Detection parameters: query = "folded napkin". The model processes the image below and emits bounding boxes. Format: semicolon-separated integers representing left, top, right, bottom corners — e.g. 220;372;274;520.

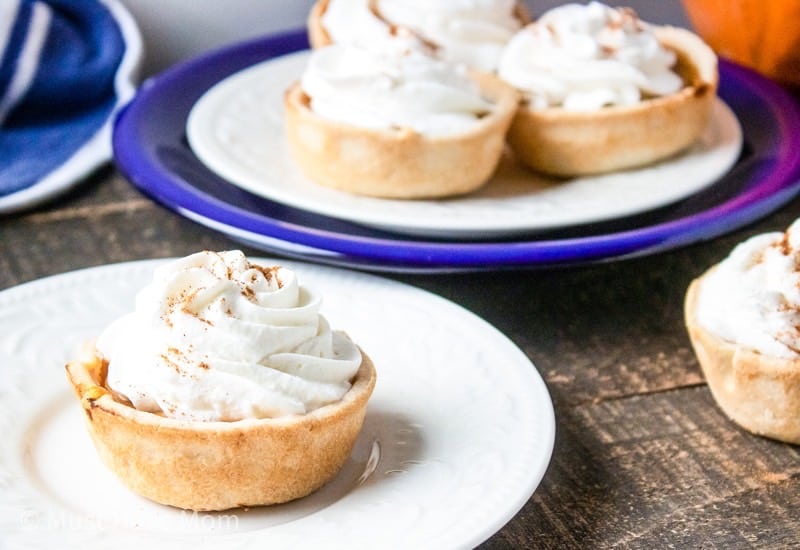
0;0;140;211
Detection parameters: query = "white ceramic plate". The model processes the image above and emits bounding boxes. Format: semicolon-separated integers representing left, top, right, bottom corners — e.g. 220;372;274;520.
187;50;743;239
0;259;555;549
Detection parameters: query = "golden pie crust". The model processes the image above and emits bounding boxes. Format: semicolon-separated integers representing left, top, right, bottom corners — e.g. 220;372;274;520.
283;72;519;199
506;26;719;177
65;344;377;511
685;271;800;444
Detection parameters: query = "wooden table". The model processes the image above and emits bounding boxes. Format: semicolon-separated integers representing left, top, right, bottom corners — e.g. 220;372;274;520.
4;154;800;548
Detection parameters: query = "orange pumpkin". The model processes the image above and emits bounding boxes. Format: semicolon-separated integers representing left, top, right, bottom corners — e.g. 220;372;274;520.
681;0;800;88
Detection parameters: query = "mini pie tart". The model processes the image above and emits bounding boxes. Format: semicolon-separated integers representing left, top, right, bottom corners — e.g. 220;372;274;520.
283;71;519;199
685;270;800;444
506;26;719;177
65;344;377;511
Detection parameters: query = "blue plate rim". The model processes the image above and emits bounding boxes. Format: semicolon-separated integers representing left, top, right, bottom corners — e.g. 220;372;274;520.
112;28;800;271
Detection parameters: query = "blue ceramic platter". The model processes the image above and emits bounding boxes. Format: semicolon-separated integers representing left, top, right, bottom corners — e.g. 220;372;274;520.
113;29;800;273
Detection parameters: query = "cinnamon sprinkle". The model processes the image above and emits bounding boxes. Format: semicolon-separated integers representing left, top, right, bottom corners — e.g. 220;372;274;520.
253;264;282;286
366;0;439;54
754;231;793;266
178;287;214;326
160;350;184;374
777;231;792;256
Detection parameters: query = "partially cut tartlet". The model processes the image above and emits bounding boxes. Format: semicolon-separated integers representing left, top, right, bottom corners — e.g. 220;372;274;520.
498;2;719;177
65;251;376;511
685;223;800;444
284;41;519;199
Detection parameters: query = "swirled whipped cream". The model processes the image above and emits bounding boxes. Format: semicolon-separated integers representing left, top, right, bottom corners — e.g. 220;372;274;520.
320;0;523;72
300;42;493;137
497;1;683;111
96;251;362;421
695;221;800;359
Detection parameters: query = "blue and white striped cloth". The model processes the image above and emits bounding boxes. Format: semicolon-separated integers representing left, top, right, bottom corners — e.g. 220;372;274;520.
0;0;140;209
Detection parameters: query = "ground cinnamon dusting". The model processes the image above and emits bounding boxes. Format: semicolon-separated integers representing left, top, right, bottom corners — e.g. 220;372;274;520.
778;231;792;256
784;342;800;355
253;264;282;286
755;233;792;265
178;287;214;326
365;0;438;53
161;349;184;373
242;286;256;301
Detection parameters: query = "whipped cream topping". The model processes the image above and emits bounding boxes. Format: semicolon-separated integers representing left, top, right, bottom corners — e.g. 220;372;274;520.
497;1;683;111
320;0;523;72
300;42;493;137
97;251;362;421
695;221;800;359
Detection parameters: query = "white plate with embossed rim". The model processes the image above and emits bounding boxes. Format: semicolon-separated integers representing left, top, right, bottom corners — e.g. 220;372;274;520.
186;49;743;239
0;259;554;550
